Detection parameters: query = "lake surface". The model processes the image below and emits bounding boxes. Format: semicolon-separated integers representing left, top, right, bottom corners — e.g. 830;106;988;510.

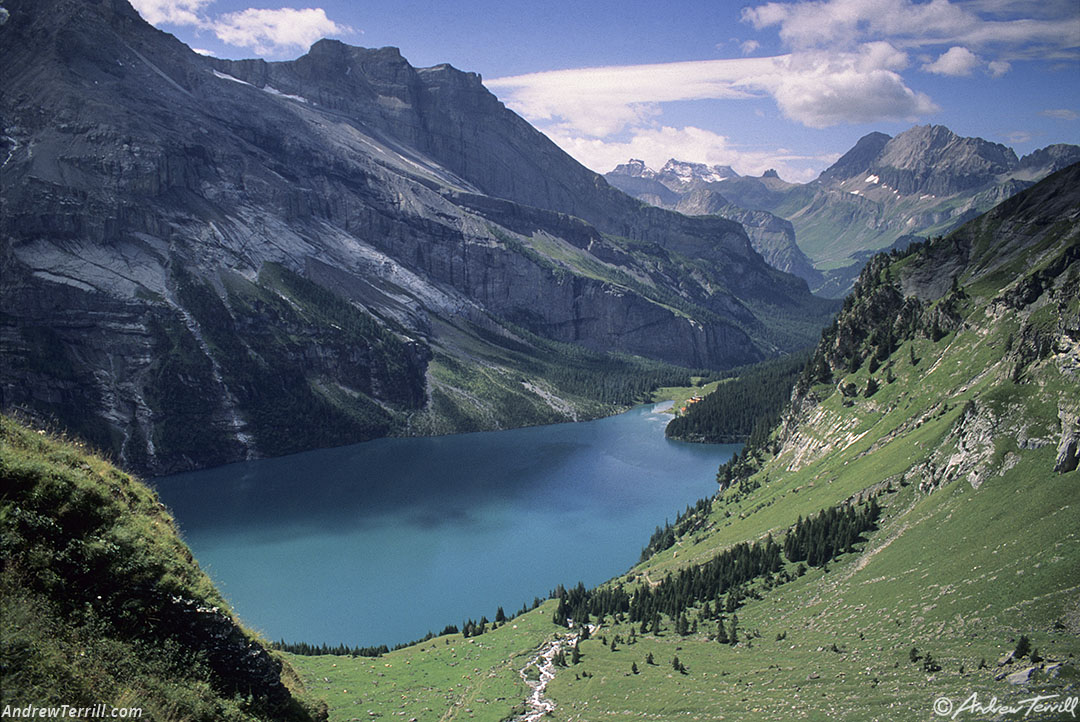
153;404;737;648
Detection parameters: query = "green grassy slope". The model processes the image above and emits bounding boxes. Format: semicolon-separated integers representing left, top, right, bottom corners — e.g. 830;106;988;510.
0;417;325;721
289;165;1080;722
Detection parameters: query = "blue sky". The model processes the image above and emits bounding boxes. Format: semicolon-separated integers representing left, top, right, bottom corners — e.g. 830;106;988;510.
132;0;1080;182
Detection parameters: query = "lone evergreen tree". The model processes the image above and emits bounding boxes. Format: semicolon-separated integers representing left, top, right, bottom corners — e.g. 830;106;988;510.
1014;635;1032;659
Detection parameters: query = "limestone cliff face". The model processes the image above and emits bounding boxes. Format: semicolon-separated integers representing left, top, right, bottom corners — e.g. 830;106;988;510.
0;0;835;473
831;125;1020;197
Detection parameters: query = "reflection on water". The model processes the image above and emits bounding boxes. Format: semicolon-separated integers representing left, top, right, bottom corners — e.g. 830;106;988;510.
154;405;737;647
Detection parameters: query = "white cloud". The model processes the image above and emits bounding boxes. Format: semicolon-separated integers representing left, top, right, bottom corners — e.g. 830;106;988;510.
210;7;351;56
765;53;938;127
741;39;761;55
742;0;1078;53
741;0;1080;76
922;46;981;75
129;0;213;26
1042;108;1079;120
488;58;771;137
489;44;935;135
191;47;215;56
128;1;353;57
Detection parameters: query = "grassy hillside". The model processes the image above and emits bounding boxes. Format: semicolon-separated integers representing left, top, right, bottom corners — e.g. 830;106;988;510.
287;166;1080;721
0;416;325;721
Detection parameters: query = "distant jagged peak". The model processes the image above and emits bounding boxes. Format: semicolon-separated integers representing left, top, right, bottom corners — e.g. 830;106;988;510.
820;124;1023;196
610;159;656;178
659;159;740;184
608;158;740;185
817;131;891;185
879;124;1018;172
1019;143;1080;173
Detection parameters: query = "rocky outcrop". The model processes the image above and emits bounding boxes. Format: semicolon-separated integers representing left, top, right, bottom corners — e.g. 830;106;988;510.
1055;408;1079;473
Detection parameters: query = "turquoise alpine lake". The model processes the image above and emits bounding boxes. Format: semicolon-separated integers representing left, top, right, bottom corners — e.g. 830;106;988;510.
153;404;737;648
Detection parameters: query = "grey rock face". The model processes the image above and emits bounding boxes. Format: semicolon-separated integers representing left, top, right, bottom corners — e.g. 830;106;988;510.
817;132;891;185
871;125;1019;196
1055;409;1079;473
1;0;834;473
1020;144;1080;173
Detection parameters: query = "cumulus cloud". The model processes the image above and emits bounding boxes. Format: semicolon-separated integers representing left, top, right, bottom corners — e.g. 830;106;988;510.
211;7;351;55
922;46;981;75
129;0;213;26
741;39;761;55
765;54;938;127
490;44;935;135
987;59;1011;76
128;0;353;57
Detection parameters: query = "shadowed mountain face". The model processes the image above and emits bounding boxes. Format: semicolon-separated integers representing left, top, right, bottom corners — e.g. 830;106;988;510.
0;0;835;474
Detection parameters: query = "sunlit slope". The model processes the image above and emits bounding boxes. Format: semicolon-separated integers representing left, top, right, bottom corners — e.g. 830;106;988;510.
287;165;1079;720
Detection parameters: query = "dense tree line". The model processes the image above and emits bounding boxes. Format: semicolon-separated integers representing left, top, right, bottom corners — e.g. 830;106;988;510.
554;499;882;635
783;499;881;567
271;640;389;657
553;582;631;628
666;352;810;443
629;537;782;624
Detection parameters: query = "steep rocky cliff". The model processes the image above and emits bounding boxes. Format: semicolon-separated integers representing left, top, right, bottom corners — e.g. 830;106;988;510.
0;0;835;474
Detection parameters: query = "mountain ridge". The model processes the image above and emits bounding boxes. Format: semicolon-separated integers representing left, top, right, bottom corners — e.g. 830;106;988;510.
606;126;1080;297
0;0;835;475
